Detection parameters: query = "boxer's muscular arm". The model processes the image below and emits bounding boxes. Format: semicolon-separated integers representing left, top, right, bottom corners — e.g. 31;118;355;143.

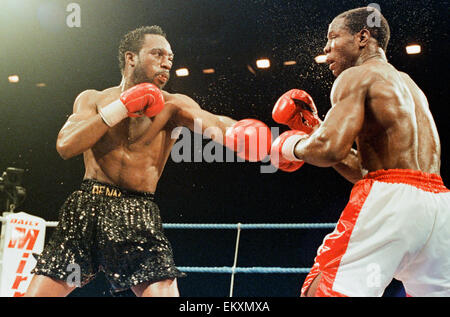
56;90;109;159
164;92;237;145
313;109;364;183
293;68;367;167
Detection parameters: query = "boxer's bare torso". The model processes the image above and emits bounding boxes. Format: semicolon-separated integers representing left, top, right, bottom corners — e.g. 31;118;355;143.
57;87;235;193
55;32;236;193
82;87;177;192
332;59;441;175
295;15;442;182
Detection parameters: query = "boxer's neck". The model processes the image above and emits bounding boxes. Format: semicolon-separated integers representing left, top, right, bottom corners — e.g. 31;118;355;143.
119;76;135;92
355;47;387;67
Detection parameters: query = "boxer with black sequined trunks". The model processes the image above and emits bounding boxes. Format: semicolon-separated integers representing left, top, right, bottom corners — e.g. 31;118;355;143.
32;179;184;291
25;26;272;297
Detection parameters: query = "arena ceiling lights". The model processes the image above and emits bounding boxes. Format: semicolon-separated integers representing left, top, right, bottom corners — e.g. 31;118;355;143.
283;60;297;66
175;68;189;77
8;75;19;83
256;58;271;69
314;55;327;64
406;44;421;55
10;45;424;84
202;68;215;74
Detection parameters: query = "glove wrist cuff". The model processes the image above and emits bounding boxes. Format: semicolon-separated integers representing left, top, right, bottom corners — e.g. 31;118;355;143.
281;135;305;161
99;99;128;127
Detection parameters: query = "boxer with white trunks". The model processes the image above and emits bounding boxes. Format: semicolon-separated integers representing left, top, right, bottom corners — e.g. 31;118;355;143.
271;7;450;296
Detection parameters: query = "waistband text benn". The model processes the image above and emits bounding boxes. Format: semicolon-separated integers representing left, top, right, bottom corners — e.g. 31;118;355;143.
92;185;122;197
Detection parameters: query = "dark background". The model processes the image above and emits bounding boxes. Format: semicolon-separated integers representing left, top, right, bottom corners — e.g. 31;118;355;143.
0;0;448;297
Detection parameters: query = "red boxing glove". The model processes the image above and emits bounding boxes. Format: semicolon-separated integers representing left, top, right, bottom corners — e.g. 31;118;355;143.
270;130;308;172
121;83;164;118
225;119;272;162
143;85;165;118
272;89;320;133
99;83;164;127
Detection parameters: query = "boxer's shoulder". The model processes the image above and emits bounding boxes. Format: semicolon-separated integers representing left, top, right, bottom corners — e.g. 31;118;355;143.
331;65;375;103
72;86;122;114
162;91;200;108
340;64;381;86
75;86;118;105
97;86;122;102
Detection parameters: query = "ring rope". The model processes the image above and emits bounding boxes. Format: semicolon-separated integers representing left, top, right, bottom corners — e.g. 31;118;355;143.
163;223;336;229
159;222;336;287
178;266;311;274
0;218;336;230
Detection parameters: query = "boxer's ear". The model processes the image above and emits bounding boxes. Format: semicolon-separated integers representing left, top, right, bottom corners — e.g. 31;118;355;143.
125;51;137;68
357;29;371;48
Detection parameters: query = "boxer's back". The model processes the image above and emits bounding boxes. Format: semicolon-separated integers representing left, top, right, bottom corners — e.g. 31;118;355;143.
356;60;441;175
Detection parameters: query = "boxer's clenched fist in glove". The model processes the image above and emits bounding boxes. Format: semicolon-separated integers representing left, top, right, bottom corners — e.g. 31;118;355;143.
225;119;272;162
99;83;164;127
272;89;320;133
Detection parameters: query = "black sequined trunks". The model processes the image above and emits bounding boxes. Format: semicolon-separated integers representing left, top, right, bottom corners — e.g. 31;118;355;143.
32;179;185;290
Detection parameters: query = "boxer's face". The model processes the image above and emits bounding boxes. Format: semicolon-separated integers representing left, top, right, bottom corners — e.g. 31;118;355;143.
324;17;360;77
131;34;173;89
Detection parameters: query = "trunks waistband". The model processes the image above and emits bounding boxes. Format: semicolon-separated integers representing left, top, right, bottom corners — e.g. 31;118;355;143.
363;169;449;193
80;179;155;199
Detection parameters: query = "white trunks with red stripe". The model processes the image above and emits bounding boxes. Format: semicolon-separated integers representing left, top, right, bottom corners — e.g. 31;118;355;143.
301;169;450;297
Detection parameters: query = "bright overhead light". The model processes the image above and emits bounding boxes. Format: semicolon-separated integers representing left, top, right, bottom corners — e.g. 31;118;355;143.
406;44;421;55
202;68;215;74
256;58;270;69
176;68;189;77
36;83;46;87
314;55;327;64
283;60;297;66
8;75;19;83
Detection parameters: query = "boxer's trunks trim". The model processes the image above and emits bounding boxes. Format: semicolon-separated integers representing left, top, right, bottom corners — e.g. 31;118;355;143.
364;168;448;193
301;177;372;297
81;179;156;199
32;179;185;291
301;169;449;297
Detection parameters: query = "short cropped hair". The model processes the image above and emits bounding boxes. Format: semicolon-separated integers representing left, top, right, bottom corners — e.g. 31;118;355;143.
118;25;167;73
336;7;390;52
